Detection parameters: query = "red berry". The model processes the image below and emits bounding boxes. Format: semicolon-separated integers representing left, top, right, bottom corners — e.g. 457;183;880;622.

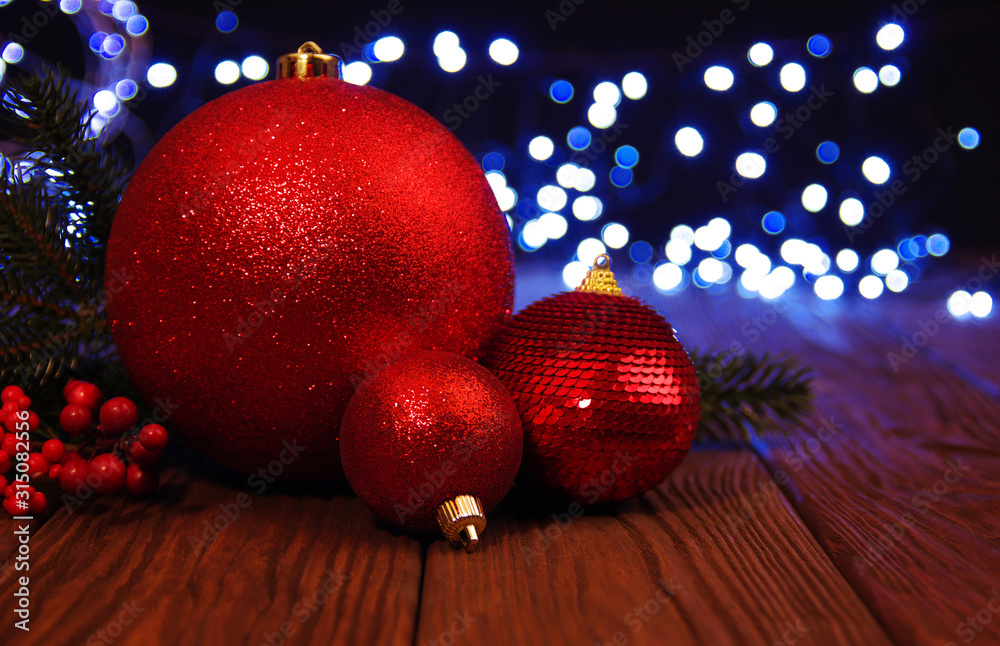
0;434;16;457
90;453;127;495
0;475;5;490
60;404;93;437
2;484;13;498
58;459;94;495
26;453;49;479
2;496;21;516
48;464;62;480
0;402;18;416
125;464;159;498
0;449;11;473
62;379;81;401
99;397;138;436
128;441;161;467
42;439;65;463
15;395;30;410
0;386;23;404
28;492;47;514
66;382;103;412
139;424;168;452
3;483;32;498
24;410;39;432
2;414;22;433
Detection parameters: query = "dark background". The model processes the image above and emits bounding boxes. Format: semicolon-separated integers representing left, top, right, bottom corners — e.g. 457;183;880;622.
4;0;997;262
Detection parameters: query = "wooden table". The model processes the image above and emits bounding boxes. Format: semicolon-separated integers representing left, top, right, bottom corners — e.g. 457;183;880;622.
2;260;998;646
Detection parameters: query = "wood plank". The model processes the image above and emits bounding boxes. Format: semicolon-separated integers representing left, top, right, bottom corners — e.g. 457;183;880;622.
0;463;423;646
647;285;1000;646
417;449;890;646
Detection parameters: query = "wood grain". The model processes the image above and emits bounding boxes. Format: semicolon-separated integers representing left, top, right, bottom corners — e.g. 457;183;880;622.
417;449;890;646
648;285;1000;646
0;465;423;646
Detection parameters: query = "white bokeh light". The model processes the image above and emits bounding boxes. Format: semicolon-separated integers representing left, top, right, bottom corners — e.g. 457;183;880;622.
862;156;891;184
539;212;568;239
698;258;724;283
556;163;579;188
577;238;607;266
343;61;372;85
537;185;568;212
876;23;905;50
522;220;547;249
593;81;622;106
853;67;878;94
836;249;860;272
947;291;972;317
438;48;467;73
241;55;269;80
675;127;704;157
528;136;554;161
214;60;240;84
704;66;734;91
871;249;900;275
971;292;993;318
573;168;596;192
587;103;617;129
563;262;589;289
602;223;629;249
433;31;460;57
572;195;603;221
839;198;865;226
488;38;518;65
879;65;901;86
622;72;647;99
750;102;777;127
780;63;806;92
373;36;405;62
859;275;884;299
146;63;177;88
801;184;828;212
748;43;774;66
653;263;683;291
814;275;844;300
735;153;766;179
886;269;909;292
665;239;693;265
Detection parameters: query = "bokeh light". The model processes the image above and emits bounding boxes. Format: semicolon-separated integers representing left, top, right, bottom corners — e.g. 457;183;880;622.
927;233;950;256
567;127;591;150
885;269;909;292
572;195;603;221
750;101;777;127
801;184;828;212
836;249;860;272
125;15;148;36
2;43;24;64
970;292;993;318
947;291;972;317
615;145;639;168
735;152;766;179
241;56;268;81
675;127;704;157
853;67;878;93
816;141;840;164
593;81;622;106
748;43;773;66
876;23;905;50
807;34;832;57
862;156;891;184
215;11;238;33
704;66;734;91
577;238;607;266
373;36;405;62
622;72;647;99
214;60;240;85
859;275;884;299
958;127;981;150
780;63;806;92
653;263;683;291
587;103;616;129
549;80;574;103
879;65;901;86
602;223;629;249
815;275;844;300
343;61;372;85
871;249;900;275
60;0;82;13
433;31;459;57
438;48;466;72
537;185;568;212
839;198;864;226
528;136;554;161
146;63;177;88
114;79;138;100
489;38;519;65
762;211;786;234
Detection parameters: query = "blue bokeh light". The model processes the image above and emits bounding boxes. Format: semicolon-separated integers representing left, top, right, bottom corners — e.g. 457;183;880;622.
958;127;981;150
59;0;82;14
927;233;950;256
816;141;840;164
89;32;107;53
1;43;23;64
216;11;238;33
762;211;786;234
629;241;653;264
112;0;137;20
126;15;149;36
615;145;639;168
101;34;125;58
807;34;832;57
114;79;138;100
549;80;574;104
911;235;928;257
897;238;918;261
481;152;504;171
567;126;591;150
610;166;633;188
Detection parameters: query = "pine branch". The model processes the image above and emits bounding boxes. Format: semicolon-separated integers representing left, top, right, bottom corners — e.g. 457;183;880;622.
0;66;131;392
691;348;813;443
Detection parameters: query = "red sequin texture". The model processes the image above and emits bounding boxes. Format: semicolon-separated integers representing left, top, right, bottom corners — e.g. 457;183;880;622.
482;291;700;503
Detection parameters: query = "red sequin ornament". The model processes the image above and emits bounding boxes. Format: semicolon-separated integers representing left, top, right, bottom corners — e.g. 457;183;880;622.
105;44;514;480
482;255;700;503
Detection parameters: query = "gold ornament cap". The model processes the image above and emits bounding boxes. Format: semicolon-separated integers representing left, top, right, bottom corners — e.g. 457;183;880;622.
575;254;624;296
277;42;342;80
436;495;487;553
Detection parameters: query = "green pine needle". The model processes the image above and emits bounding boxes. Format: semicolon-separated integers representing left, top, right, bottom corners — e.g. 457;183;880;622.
1;66;131;394
690;348;814;443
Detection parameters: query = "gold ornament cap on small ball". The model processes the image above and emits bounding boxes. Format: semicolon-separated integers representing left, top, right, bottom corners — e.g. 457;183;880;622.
277;42;342;80
437;495;487;553
576;254;624;296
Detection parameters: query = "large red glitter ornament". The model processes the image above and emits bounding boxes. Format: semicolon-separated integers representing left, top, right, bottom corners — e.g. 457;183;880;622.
339;351;522;550
482;255;700;503
105;44;514;480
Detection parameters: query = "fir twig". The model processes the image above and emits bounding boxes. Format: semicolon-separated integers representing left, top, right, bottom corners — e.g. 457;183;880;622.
0;66;131;394
691;349;813;443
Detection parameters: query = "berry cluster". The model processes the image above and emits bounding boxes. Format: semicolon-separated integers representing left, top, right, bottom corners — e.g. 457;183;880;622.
0;381;166;517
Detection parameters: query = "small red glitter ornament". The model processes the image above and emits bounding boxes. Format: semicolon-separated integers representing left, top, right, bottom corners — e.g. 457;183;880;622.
105;43;514;480
339;351;522;551
482;255;700;504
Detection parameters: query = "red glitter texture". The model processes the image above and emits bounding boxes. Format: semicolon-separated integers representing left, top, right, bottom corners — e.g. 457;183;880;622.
339;351;522;532
106;78;514;480
482;291;700;503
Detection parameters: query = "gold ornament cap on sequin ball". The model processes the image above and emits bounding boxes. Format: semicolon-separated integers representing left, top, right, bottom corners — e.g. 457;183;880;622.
277;41;342;80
